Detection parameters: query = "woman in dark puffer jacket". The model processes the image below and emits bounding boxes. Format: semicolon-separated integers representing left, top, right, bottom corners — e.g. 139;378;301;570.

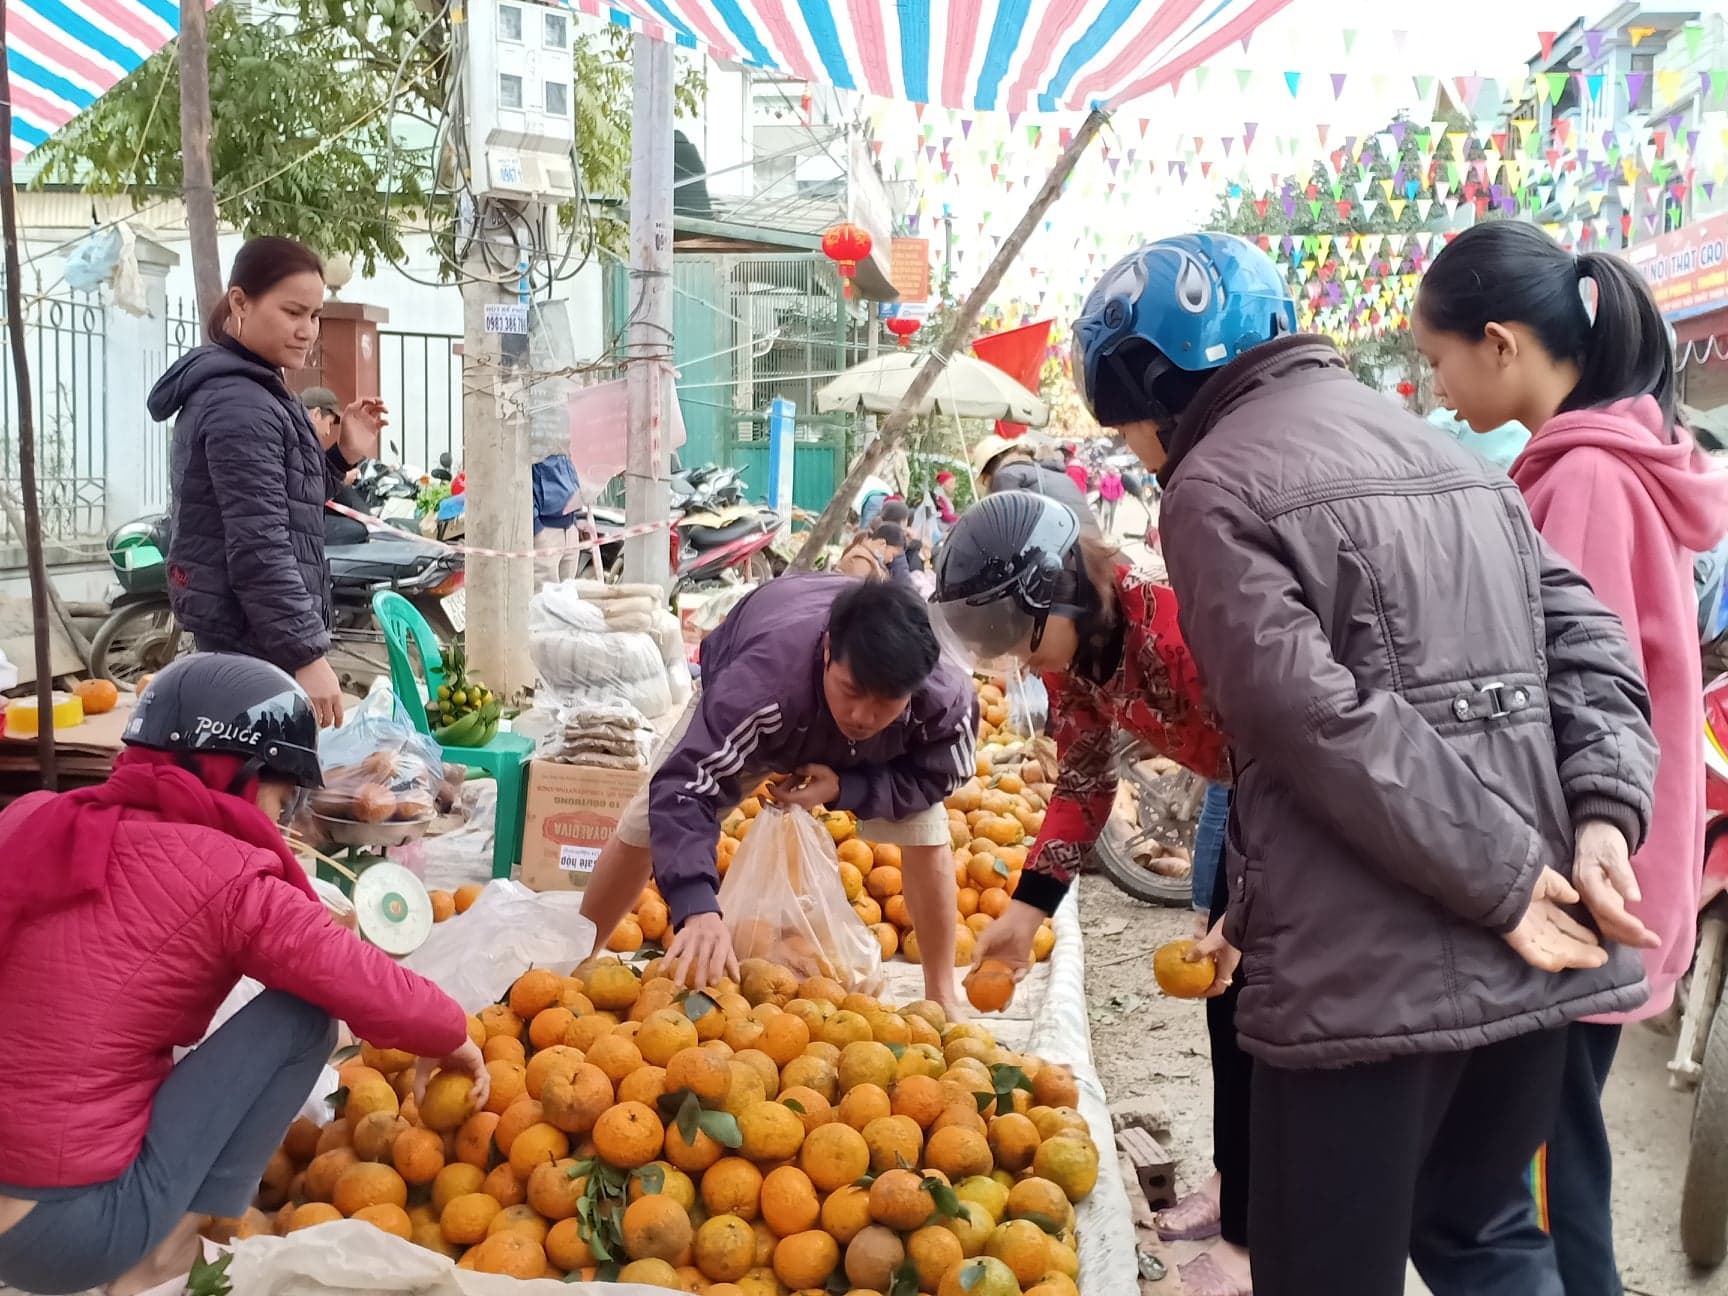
147;237;385;727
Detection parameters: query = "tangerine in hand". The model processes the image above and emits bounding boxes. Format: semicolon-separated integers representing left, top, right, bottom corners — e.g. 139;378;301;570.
964;959;1017;1013
1152;940;1215;999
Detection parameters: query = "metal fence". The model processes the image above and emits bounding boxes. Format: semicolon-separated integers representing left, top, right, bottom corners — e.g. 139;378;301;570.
0;290;108;548
379;329;461;471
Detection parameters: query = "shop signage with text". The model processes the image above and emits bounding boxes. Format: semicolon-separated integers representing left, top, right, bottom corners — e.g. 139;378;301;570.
1627;214;1728;320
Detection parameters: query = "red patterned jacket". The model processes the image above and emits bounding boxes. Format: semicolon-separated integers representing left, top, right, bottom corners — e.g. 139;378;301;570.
1015;566;1227;915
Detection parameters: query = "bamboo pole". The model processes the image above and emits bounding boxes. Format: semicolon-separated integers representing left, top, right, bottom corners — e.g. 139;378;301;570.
792;108;1108;568
0;13;58;788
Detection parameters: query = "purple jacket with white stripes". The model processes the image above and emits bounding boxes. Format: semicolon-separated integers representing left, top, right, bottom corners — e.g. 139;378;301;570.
649;573;977;930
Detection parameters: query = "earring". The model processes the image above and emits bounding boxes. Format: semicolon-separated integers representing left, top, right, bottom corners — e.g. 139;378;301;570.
235;314;246;340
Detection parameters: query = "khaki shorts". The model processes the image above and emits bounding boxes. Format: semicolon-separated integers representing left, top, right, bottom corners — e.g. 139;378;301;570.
614;692;951;850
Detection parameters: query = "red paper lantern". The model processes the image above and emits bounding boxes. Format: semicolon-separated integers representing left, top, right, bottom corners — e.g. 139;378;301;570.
885;316;921;346
822;221;873;298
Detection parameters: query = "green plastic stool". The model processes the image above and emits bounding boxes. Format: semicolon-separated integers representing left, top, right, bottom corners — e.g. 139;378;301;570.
372;590;533;878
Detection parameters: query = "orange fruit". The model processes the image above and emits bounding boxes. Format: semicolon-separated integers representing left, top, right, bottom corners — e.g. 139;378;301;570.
351;1202;412;1239
493;1099;547;1155
545;1217;594;1271
470;1229;548;1278
486;1203;550;1245
304;1148;359;1202
527;1007;576;1052
432;1162;486;1214
666;1045;732;1103
1031;1064;1080;1110
987;1113;1042;1174
739;1100;806;1162
333;1162;408;1216
820;1183;874;1246
429;891;456;923
618;1258;682;1286
758;1013;812;1068
622;1192;694;1263
593;1101;665;1169
392;1127;446;1186
760;1165;821;1237
799;1123;870;1193
543;1063;614;1137
527;1159;584;1221
838;1083;892;1131
608;916;645;953
694;1213;756;1283
483;1062;527;1116
454;883;485;913
482;1035;526;1067
285;1202;342;1233
638;1008;700;1067
871;842;902;870
1153;939;1216;999
927;1126;994;1181
1006;1176;1070;1225
618;1065;668;1108
701;1156;764;1220
772;1229;840;1290
509;968;564;1019
507;1122;571;1179
965;960;1017;1013
587;963;642;1013
441;1191;503;1245
75;678;119;714
869;1167;935;1231
477;1004;525;1043
525;1045;585;1101
1033;1133;1100;1202
907;1225;965;1289
778;1086;834;1134
836;839;874;871
863;1114;923;1173
453;1112;500;1169
481;1163;527;1208
865;866;903;901
985;1218;1051;1285
843;1224;905;1290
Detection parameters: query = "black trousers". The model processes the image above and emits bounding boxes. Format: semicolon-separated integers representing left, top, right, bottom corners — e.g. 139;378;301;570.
1249;1027;1570;1296
1207;861;1252;1248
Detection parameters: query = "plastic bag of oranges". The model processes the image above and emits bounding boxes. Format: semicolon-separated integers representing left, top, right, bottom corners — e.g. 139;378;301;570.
718;805;884;994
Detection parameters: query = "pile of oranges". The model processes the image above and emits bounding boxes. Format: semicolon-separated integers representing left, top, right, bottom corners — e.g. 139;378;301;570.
236;957;1101;1294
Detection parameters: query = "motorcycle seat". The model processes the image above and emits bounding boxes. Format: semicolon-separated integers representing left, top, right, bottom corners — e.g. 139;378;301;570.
684;516;765;548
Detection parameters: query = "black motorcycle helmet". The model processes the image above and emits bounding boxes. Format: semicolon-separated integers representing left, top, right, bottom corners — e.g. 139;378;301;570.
125;653;323;790
931;491;1081;664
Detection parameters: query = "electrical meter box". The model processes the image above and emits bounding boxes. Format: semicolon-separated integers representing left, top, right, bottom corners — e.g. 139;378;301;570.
463;0;578;200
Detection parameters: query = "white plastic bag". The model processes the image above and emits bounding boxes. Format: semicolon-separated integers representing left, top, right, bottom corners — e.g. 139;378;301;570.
228;1220;670;1294
718;806;883;993
400;880;594;1013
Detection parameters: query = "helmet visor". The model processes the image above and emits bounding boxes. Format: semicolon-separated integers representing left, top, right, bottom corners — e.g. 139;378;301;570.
1070;331;1095;422
929;594;1038;676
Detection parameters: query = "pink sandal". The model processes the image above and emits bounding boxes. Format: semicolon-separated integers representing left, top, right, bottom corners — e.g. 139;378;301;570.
1178;1252;1253;1296
1155;1188;1222;1242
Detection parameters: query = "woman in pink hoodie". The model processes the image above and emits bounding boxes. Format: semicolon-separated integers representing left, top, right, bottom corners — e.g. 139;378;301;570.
1416;220;1728;1295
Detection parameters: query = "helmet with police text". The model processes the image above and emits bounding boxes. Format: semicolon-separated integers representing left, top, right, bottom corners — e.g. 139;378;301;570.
930;491;1080;666
1071;232;1297;427
125;653;323;788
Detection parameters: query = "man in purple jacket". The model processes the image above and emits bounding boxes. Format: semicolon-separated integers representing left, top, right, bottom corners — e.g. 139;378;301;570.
580;575;978;1012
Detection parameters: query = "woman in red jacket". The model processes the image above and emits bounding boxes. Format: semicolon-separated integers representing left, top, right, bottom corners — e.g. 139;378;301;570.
0;654;488;1296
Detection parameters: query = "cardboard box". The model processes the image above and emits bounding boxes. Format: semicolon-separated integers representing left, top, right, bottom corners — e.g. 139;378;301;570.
519;759;647;893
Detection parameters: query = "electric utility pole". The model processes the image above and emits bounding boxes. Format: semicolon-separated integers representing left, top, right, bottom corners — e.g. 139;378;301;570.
622;32;675;588
451;0;578;693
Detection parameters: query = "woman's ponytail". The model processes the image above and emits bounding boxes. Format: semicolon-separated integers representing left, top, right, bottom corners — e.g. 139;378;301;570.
1419;222;1677;434
1572;251;1677;433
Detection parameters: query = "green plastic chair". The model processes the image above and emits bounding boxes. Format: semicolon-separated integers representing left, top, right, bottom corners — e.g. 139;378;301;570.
372;590;533;878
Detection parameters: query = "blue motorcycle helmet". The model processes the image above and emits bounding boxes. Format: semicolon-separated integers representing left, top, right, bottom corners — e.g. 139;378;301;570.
1072;233;1297;432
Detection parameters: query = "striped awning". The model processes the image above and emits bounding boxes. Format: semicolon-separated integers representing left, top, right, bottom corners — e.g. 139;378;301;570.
7;0;1293;163
576;0;1293;111
7;0;177;163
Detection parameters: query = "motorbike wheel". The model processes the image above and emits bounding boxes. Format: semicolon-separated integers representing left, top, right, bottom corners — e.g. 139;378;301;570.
90;603;191;684
1091;820;1196;907
1683;983;1728;1266
747;550;775;583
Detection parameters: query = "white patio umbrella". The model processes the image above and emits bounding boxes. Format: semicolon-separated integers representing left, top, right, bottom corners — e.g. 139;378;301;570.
817;350;1049;426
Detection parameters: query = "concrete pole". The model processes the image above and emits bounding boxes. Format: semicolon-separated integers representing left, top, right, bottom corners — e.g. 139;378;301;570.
623;32;675;589
460;207;536;693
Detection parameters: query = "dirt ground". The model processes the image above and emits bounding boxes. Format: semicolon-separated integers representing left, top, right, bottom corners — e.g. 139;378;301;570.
1080;880;1723;1296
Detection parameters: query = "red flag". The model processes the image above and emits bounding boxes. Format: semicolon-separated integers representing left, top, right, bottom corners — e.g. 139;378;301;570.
972;319;1054;440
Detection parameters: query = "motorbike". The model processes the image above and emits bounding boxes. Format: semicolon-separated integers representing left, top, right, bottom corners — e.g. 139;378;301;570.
670;463;782;591
1676;673;1728;1265
89;506;465;688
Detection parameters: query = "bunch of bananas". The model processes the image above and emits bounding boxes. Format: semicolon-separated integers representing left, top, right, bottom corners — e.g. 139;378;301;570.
431;645;501;747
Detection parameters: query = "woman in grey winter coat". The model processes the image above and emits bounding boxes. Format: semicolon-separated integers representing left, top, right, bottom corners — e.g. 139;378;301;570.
148;238;385;727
